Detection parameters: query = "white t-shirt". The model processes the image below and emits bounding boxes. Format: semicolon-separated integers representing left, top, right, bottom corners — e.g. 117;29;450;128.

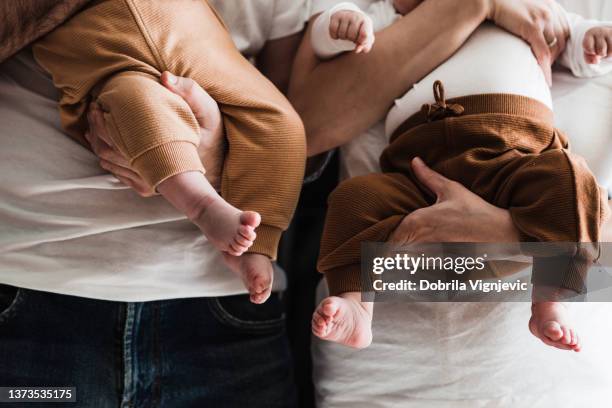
0;0;308;301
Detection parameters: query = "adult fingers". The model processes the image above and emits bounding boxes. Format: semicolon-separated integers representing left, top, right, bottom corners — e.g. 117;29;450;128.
99;159;141;184
113;173;156;198
527;24;553;86
84;130;130;168
411;157;454;202
99;159;156;197
87;102;116;149
520;3;555;86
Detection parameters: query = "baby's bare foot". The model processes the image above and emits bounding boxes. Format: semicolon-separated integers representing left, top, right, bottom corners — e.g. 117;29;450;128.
194;196;260;256
529;301;581;352
156;172;259;256
312;293;373;348
223;253;273;304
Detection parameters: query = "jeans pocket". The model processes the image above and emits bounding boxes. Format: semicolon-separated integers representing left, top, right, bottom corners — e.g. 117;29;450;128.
0;284;22;325
208;293;286;334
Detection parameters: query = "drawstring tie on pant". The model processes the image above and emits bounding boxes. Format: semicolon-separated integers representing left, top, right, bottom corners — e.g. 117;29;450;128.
421;80;464;122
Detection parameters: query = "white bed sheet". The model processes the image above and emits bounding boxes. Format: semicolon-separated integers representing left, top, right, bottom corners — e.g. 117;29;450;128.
312;1;612;407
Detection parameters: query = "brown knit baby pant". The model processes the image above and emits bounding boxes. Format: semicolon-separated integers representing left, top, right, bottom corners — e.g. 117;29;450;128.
318;83;606;295
33;0;306;259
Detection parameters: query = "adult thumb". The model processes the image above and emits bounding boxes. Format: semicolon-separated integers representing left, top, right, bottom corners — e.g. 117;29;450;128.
160;71;206;124
411;157;452;201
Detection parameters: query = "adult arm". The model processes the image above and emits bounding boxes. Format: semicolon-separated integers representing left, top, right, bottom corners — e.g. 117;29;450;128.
290;0;566;156
0;0;90;63
256;32;304;95
256;30;335;178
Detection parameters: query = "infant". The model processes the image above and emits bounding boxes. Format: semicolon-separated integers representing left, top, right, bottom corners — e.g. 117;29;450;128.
311;0;612;350
33;0;306;304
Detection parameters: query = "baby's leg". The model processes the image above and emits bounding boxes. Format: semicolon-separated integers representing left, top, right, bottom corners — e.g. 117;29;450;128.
500;148;605;351
139;0;306;261
96;72;260;256
315;172;429;347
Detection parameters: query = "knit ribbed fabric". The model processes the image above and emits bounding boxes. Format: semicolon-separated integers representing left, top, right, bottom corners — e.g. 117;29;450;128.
33;0;306;259
318;92;604;295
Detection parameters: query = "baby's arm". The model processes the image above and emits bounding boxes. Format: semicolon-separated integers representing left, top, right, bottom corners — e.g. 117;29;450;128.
557;12;612;78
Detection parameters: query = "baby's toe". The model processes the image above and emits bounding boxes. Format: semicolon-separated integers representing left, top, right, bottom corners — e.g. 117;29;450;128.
573;337;582;352
233;234;253;249
250;271;271;292
250;289;271;304
562;326;572;345
312;311;332;338
228;242;246;256
247;273;272;304
570;330;582;351
226;246;243;257
239;225;256;241
312;313;327;333
542;321;563;342
570;330;580;347
240;211;261;229
321;298;341;320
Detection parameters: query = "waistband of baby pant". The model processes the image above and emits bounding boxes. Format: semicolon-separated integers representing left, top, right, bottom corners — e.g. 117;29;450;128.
391;93;554;142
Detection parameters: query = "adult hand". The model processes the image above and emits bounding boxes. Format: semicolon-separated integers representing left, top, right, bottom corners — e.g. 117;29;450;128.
486;0;569;85
85;72;225;197
388;158;521;244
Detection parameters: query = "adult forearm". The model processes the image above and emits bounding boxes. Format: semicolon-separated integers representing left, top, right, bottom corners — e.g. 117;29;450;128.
289;0;488;156
0;0;90;63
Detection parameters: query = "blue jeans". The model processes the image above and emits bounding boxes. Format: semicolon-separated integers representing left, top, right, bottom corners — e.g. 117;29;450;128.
0;284;297;407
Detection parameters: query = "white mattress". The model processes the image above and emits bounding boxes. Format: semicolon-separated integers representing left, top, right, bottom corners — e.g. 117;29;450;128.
313;1;612;407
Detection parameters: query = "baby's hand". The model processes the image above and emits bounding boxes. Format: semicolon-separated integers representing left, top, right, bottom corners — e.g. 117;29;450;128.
329;10;374;53
583;26;612;64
